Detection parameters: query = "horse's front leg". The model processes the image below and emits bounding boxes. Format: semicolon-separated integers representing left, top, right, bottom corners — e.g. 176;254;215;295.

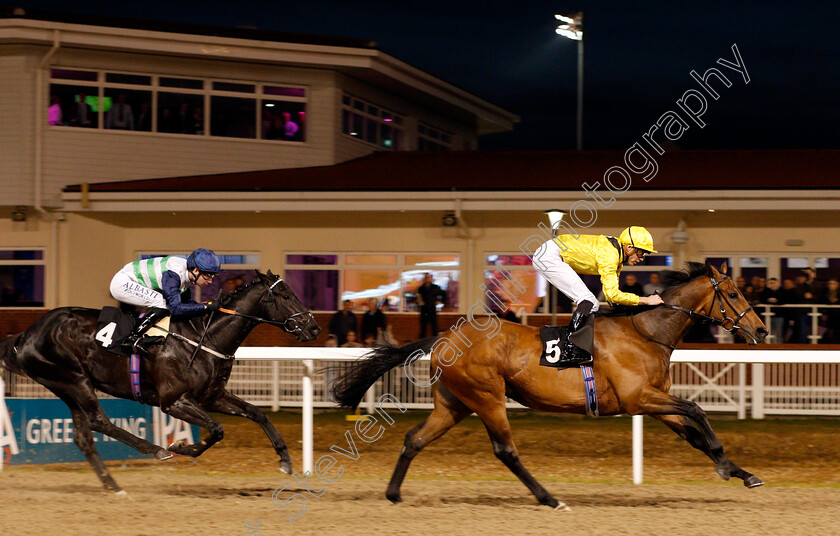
160;394;224;457
635;388;763;488
210;390;292;474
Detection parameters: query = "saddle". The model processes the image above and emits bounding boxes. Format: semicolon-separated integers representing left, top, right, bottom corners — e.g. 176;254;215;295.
538;317;595;370
94;307;170;358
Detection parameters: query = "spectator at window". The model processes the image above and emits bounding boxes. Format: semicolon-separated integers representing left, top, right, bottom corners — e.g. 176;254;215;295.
820;278;840;344
735;277;747;294
159;107;177;133
341;330;364;348
71;92;93;128
360;297;387;344
758;277;786;342
177;103;193;134
262;109;279;139
282;112;299;140
620;274;644;297
191;106;204;135
106;93;134;130
137;101;152;132
48;95;63;126
794;268;821;343
417;273;446;338
642;272;664;296
329;299;357;346
779;278;799;342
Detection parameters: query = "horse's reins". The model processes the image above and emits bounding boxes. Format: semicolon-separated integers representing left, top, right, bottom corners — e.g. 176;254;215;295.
182;277;315;368
632;274;758;349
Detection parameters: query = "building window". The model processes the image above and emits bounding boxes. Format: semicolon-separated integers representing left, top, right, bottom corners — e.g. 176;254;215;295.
418;123;452;151
285;253;458;312
484;255;542;315
0;250;45;307
137;252;260;301
341;95;403;149
48;69;307;142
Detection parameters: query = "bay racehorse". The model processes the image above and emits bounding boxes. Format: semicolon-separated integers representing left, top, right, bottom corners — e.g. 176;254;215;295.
0;270;319;493
332;262;767;510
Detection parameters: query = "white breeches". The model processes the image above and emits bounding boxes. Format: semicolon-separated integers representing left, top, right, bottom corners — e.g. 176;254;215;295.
110;271;167;309
533;238;600;312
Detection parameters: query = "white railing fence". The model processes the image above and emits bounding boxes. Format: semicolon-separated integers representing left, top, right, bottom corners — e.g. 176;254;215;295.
4;348;840;479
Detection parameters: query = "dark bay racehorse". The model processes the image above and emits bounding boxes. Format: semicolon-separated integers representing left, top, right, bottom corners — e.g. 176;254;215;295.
0;270;319;493
332;262;767;510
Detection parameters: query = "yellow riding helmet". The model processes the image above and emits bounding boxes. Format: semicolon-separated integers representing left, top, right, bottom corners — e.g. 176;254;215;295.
618;226;658;253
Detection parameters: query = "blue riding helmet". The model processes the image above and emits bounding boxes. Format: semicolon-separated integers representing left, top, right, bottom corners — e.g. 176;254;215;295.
186;248;221;274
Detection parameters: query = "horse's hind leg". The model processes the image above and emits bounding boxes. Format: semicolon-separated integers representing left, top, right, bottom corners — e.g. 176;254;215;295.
640;390;763;488
386;385;472;503
474;400;567;510
211;390;293;474
62;401;123;492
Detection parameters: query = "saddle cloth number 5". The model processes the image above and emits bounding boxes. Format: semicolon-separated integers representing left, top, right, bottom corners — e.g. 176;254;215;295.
544;337;561;363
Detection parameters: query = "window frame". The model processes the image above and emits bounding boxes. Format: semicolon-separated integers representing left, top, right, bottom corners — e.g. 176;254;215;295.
0;248;47;309
47;69;308;144
285;252;459;313
341;94;404;150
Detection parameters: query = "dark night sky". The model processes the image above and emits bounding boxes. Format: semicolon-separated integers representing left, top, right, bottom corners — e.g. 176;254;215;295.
17;1;840;151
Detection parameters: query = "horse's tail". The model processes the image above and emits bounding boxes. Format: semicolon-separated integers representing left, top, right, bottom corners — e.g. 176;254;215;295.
0;333;22;375
330;337;439;409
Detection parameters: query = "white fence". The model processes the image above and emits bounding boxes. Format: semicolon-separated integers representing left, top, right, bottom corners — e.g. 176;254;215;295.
4;347;840;478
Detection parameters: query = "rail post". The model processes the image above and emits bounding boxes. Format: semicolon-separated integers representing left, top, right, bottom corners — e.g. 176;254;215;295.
302;359;314;475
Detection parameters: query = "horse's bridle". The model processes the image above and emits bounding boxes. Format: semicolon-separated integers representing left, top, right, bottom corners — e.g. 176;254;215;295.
633;274;759;348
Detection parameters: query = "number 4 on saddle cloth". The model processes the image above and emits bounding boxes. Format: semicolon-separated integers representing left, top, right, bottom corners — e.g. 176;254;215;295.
94;307;170;358
539;318;599;416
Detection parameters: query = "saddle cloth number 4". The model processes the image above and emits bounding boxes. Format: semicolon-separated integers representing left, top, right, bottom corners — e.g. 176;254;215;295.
94;307;136;350
96;322;118;347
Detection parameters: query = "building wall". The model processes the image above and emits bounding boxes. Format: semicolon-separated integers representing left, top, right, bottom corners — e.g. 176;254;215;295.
0;50;36;207
52;209;840;311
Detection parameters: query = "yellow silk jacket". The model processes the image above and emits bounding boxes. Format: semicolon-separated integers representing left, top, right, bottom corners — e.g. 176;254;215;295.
552;233;640;306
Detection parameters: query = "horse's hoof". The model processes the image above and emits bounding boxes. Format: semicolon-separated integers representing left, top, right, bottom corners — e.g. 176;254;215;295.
155;449;174;461
279;460;292;474
168;439;188;449
554;502;572;512
386;491;402;504
714;464;731;481
745;475;764;488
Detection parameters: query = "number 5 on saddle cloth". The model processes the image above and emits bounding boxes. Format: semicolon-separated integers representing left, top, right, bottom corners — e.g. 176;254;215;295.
94;307;169;358
539;318;599;416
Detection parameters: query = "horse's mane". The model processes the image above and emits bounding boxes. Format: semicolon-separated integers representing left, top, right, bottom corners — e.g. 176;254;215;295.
219;277;262;305
596;262;708;317
659;262;708;295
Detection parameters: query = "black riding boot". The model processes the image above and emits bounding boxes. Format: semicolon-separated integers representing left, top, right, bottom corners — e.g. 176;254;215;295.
560;301;594;365
122;308;169;355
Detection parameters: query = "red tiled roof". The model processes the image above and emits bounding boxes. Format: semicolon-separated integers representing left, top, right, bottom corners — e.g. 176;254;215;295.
64;149;840;193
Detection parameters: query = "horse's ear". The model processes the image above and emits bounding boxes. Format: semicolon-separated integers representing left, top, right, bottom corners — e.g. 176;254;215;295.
254;268;264;280
705;260;720;278
719;262;728;275
266;269;275;278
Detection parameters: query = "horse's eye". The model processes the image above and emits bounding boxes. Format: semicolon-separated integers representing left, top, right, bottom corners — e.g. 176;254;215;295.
283;295;290;300
729;292;738;299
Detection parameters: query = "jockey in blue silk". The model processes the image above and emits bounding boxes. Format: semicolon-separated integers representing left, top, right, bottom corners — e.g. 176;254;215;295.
109;248;222;354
